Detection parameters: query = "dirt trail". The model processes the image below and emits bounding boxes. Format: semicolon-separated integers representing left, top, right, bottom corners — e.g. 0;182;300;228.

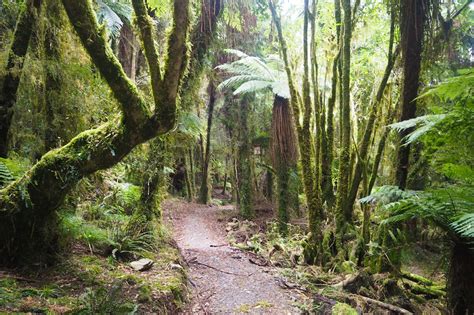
164;199;304;314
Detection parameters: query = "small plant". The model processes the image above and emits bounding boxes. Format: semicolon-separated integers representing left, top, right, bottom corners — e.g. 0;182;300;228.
108;221;156;260
76;281;138;314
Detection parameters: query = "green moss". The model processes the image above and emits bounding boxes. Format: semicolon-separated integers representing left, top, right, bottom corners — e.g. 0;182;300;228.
332;302;357;315
138;284;152;303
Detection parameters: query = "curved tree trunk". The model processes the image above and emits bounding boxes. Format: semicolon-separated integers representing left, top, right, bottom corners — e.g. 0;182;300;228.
0;0;42;157
0;0;191;264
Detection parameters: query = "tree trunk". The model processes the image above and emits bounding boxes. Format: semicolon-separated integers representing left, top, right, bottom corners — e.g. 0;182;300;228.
269;0;323;263
271;96;297;235
395;0;425;190
0;0;42;157
335;0;353;248
0;0;191;264
345;10;398;214
199;79;216;204
237;96;254;218
140;138;166;221
448;242;474;314
44;0;67;151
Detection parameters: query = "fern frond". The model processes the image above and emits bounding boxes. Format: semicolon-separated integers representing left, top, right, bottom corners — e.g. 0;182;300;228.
233;80;272;95
389;114;446;145
451;213;474;241
0;161;14;188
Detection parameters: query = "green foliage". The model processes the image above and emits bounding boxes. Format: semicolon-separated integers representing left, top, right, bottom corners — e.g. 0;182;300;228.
0;160;13;187
451;213;474;242
96;0;132;40
216;49;289;98
76;281;138;314
108;221;156;260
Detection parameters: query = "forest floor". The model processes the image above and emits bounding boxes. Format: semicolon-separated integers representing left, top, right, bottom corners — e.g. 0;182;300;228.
165;198;308;314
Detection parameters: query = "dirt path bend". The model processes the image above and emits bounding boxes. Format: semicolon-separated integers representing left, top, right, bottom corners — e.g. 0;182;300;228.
164;199;305;315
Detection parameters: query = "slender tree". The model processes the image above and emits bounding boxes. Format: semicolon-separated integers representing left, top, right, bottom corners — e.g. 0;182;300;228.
0;0;42;157
335;0;353;248
199;78;217;204
395;0;426;190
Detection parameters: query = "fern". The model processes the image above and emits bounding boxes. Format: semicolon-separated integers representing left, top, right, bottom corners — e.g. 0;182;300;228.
359;185;415;205
388;114;446;145
451;213;474;241
216;49;290;98
376;186;474;247
0;161;14;188
96;0;132;41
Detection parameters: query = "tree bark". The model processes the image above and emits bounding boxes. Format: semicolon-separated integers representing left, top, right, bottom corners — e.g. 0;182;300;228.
448;242;474;314
335;0;353;243
237;96;254;218
199;79;216;204
0;0;191;264
395;0;425;190
0;0;42;157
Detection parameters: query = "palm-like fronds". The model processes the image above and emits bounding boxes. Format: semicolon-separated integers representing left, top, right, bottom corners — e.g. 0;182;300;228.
451;213;474;242
363;185;474;247
389;114;446;145
216;49;290;98
96;0;132;40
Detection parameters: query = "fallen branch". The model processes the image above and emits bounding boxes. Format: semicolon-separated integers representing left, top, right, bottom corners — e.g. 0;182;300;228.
248;257;269;267
349;294;413;314
210;244;227;247
401;271;435;286
188;258;251;276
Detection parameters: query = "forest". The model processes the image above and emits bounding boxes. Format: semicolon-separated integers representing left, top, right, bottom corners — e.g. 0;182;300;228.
0;0;473;313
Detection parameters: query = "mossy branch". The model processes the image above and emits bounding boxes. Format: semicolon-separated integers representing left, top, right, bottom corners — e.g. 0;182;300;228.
132;0;163;106
62;0;149;127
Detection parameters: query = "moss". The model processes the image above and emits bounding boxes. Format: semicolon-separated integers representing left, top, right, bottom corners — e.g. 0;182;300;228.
138;284;153;303
332;302;357;315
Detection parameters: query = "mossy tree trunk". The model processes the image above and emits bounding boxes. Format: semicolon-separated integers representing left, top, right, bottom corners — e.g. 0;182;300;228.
44;0;67;150
0;0;42;158
269;0;324;264
237;96;254;218
140;138;167;221
334;0;353;256
346;7;399;215
199;79;216;204
0;0;191;264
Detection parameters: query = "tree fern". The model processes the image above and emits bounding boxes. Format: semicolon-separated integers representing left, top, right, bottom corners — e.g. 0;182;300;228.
369;186;474;247
96;0;132;41
216;49;290;98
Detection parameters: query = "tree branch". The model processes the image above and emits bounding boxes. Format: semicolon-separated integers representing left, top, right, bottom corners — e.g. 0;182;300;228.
62;0;149;127
132;0;163;107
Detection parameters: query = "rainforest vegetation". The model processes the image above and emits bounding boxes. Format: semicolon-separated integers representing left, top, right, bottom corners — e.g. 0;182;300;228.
0;0;473;313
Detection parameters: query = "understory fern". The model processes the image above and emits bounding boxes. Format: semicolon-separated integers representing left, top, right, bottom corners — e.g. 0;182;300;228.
362;185;474;247
0;161;14;188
